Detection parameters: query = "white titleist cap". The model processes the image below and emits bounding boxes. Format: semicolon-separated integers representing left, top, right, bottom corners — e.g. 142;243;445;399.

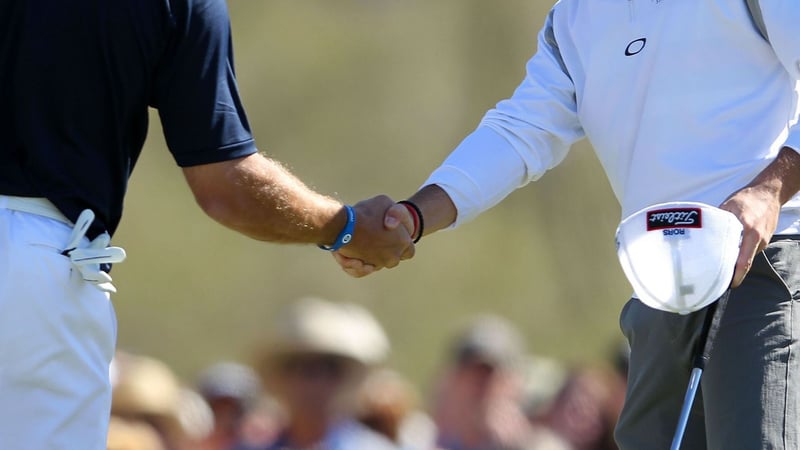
615;202;743;315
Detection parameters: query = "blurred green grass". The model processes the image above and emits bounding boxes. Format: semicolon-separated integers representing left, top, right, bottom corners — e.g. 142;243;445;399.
112;0;630;392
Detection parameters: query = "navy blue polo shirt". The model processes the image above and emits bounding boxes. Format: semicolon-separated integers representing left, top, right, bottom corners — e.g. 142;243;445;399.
0;0;258;236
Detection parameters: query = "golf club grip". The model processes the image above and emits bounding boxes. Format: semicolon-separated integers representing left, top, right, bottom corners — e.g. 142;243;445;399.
693;289;731;370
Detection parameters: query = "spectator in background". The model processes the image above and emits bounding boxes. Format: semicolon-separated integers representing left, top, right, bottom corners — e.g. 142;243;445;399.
107;416;166;450
253;297;401;450
356;368;438;450
195;361;278;450
537;342;628;450
234;397;286;450
431;315;569;450
110;352;214;450
520;356;569;423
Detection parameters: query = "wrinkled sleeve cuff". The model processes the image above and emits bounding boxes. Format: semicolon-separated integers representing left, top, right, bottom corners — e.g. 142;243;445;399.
421;126;528;229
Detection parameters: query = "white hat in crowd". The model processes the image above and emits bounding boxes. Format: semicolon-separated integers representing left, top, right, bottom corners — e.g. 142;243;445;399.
264;297;390;366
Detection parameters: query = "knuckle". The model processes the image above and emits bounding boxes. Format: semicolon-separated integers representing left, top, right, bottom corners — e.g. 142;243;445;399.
386;256;400;268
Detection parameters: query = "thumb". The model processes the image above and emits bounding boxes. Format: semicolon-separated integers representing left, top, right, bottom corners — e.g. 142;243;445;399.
384;203;414;234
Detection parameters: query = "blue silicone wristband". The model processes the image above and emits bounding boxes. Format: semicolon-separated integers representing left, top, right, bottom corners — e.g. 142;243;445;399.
318;205;356;251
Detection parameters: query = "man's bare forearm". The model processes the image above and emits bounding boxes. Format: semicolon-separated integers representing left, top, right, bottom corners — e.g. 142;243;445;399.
183;153;344;245
750;147;800;205
184;153;414;270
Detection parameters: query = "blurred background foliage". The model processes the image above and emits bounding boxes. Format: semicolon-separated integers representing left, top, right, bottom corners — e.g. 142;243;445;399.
113;0;630;391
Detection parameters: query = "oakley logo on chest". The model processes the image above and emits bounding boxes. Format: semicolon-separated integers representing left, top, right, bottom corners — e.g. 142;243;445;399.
624;38;647;56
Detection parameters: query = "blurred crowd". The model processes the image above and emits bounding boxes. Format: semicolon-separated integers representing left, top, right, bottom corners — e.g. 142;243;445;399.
108;297;628;450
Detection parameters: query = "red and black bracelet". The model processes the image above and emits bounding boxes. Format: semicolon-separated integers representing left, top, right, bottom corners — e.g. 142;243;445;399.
398;200;424;244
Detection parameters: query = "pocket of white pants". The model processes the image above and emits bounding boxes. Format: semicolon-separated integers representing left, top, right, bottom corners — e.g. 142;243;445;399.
8;211;116;359
13;211;77;251
1;232;117;383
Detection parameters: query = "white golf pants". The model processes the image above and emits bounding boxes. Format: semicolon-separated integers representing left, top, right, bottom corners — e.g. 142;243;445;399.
0;198;117;450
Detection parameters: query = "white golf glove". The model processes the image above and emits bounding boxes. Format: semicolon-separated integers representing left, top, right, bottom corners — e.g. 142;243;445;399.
62;209;127;293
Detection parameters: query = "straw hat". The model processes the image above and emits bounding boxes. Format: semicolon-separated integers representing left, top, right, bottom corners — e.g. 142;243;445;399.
111;352;214;443
106;416;166;450
112;353;182;419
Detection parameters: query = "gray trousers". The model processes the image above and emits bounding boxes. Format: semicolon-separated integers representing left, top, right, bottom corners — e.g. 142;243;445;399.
615;236;800;450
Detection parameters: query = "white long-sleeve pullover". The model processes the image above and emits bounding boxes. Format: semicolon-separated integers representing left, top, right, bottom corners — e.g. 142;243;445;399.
425;0;800;234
